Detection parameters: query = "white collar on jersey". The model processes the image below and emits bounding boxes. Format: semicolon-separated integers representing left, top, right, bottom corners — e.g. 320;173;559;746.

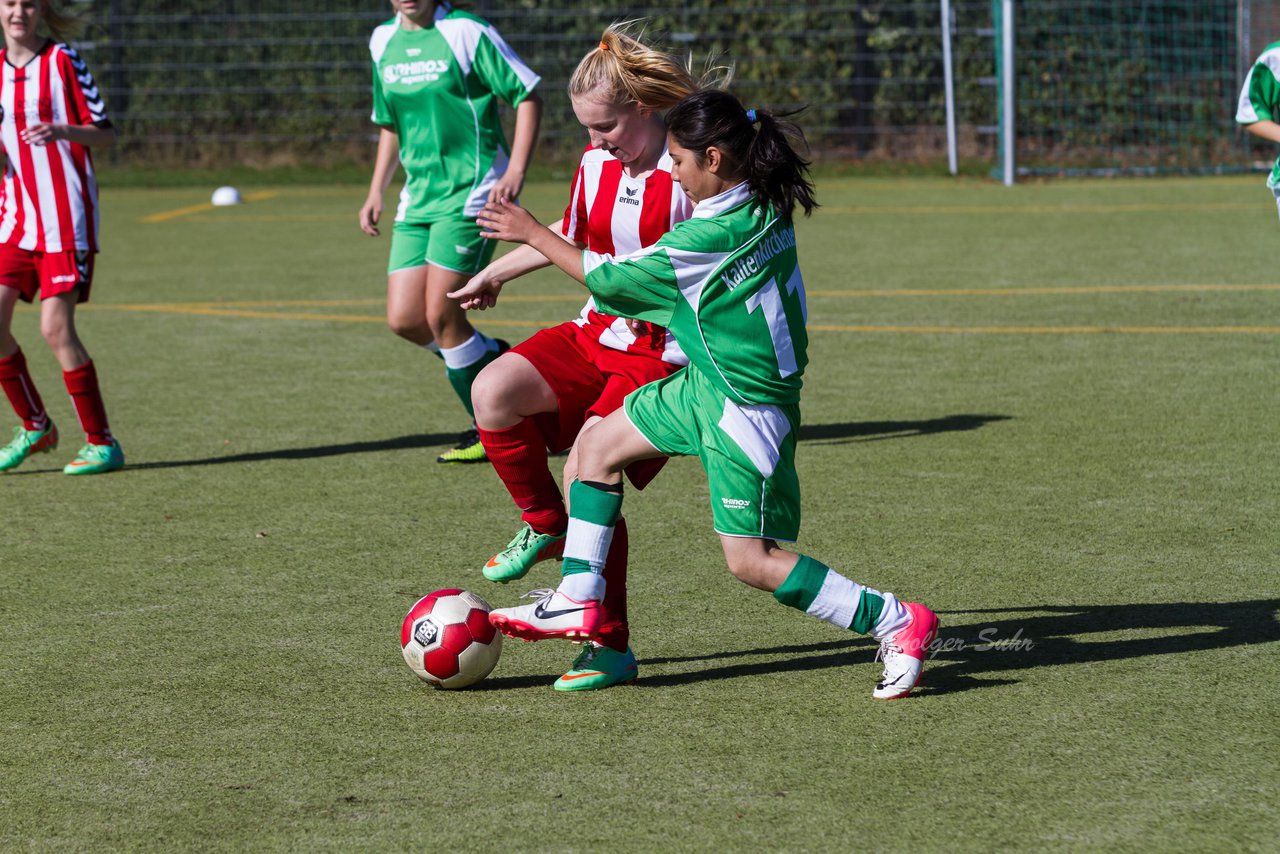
691;182;753;219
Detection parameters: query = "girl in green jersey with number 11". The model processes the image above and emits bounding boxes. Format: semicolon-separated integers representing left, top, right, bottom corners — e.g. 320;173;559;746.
360;0;542;463
475;89;939;700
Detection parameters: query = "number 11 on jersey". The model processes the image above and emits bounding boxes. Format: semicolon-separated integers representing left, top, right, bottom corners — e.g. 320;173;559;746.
745;265;807;378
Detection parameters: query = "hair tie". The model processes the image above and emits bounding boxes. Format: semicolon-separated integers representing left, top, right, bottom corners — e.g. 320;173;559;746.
599;41;609;51
746;109;758;124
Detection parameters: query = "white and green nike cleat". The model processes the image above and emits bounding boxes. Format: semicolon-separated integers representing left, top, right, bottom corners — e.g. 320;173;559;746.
63;440;124;476
483;524;565;583
0;422;58;472
554;642;638;692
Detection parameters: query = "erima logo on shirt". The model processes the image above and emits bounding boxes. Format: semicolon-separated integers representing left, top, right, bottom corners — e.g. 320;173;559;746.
618;192;641;207
384;59;450;85
721;497;753;510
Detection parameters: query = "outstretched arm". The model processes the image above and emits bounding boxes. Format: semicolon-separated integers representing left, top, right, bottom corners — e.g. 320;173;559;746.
448;233;576;311
476;198;585;285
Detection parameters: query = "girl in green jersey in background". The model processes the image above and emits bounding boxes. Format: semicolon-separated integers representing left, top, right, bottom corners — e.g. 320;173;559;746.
359;0;541;463
474;89;940;700
1237;41;1280;220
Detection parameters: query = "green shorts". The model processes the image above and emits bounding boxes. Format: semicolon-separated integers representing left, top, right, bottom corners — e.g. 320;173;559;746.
624;367;802;541
388;219;495;276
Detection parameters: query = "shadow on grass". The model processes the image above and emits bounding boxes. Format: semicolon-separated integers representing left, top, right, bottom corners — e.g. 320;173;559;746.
109;432;460;471
916;599;1280;696
604;599;1279;692
8;413;1008;473
798;413;1011;444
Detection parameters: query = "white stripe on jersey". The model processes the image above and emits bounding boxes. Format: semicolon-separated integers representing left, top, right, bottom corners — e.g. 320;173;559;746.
0;80;18;245
564;147;691;365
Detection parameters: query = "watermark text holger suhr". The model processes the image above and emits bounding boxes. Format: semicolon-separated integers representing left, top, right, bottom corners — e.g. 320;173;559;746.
927;628;1035;659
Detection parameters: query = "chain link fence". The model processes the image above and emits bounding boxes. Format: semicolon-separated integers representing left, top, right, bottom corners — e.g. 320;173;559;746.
76;1;1266;175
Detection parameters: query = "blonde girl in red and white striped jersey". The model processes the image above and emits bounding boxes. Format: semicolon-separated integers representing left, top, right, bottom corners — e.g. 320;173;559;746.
447;23;727;690
0;0;121;475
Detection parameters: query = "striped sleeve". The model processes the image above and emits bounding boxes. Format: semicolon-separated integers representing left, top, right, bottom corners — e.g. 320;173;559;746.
58;46;108;126
560;153;589;242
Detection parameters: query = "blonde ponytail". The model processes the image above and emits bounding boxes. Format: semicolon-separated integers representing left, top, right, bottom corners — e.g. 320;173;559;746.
569;21;730;111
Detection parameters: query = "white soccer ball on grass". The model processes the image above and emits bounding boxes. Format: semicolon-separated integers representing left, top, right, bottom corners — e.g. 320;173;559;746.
211;186;242;206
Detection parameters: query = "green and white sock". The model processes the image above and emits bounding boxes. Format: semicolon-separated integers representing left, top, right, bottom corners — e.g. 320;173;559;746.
558;480;623;601
773;555;910;638
441;332;501;417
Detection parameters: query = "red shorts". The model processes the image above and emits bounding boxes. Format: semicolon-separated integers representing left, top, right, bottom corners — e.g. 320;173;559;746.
513;320;682;487
0;244;95;303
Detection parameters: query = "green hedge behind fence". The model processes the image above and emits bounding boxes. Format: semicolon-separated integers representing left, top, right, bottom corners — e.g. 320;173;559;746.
81;1;1251;173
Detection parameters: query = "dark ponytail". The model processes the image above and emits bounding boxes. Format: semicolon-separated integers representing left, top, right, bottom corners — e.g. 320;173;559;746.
666;89;817;219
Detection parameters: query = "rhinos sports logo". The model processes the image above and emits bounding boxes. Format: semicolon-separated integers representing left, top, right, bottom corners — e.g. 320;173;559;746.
384;59;450;85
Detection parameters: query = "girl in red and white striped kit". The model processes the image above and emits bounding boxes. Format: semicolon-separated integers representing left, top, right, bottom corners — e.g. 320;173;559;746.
449;24;726;690
0;0;121;475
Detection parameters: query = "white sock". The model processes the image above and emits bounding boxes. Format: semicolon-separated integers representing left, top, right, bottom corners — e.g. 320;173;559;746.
558;572;605;602
870;592;911;640
440;333;490;369
563;519;614;573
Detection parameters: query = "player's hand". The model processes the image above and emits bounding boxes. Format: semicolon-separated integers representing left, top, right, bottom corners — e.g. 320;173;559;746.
447;270;503;311
359;195;382;237
488;170;525;205
21;123;62;146
477;197;538;244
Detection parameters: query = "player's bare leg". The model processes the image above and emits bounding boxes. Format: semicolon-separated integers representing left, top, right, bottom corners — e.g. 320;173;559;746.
41;293;120;475
0;285;58;472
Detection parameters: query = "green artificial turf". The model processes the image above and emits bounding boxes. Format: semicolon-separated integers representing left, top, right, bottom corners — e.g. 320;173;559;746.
1;175;1276;851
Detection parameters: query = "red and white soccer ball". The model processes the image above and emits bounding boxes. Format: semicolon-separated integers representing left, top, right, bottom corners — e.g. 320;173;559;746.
400;589;502;689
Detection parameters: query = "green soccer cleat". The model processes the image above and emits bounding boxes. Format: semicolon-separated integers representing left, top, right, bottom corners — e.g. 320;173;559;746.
483;523;565;583
63;439;124;476
0;422;59;472
554;643;638;692
436;425;488;464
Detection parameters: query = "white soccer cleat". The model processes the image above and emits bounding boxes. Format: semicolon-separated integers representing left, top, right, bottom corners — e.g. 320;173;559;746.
873;602;940;700
488;588;602;642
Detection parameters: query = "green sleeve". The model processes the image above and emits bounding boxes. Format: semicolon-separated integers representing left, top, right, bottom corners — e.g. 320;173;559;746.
584;245;681;327
371;60;393;126
472;28;540;107
1249;61;1280;122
